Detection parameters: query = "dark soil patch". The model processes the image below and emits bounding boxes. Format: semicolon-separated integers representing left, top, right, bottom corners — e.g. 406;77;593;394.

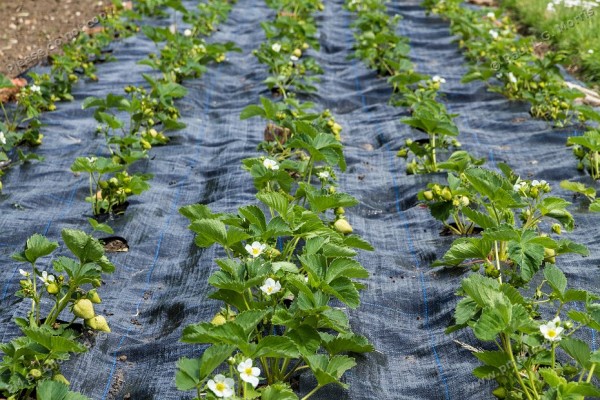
0;0;106;78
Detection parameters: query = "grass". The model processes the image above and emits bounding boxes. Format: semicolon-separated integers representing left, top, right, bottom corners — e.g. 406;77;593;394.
500;0;600;88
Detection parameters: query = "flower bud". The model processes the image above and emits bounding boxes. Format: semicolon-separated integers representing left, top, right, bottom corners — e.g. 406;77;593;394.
334;207;345;216
397;148;408;158
73;299;95;320
85;315;111;332
492;387;506;399
551;223;561;235
334;218;353;234
423;191;434;201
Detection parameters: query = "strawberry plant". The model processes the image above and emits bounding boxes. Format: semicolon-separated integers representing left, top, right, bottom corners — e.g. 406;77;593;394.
141;25;238;83
252;0;324;97
345;0;424;93
84;75;187;152
70;156;151;216
431;165;586;284
449;268;600;400
0;229;115;399
567;129;600;180
422;0;599;128
397;93;462;174
175;1;372;397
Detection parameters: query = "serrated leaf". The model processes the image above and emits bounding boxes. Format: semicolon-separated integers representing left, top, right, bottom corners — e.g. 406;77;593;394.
22;234;58;264
61;229;104;264
190;219;228;247
544;264;567;296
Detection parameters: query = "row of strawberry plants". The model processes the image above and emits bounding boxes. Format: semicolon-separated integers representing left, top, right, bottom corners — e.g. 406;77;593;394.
422;0;600;185
70;0;238;218
0;1;238;399
344;0;481;176
175;0;374;398
0;2;142;192
348;0;600;398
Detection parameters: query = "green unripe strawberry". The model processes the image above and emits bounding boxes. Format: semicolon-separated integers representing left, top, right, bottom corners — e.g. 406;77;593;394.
85;315;110;332
544;248;556;264
293;48;302;58
441;187;452;201
88;290;102;304
73;299;95;320
331;123;342;136
492;387;506;398
53;374;70;386
552;223;561;235
211;314;226;326
29;369;42;379
397;148;408;158
334;218;353;234
46;282;59;295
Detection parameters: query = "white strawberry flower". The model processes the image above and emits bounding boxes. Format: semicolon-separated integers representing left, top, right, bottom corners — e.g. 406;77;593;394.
29;84;41;93
290;55;299;62
207;374;234;398
487;12;495;19
272;42;281;53
432;75;446;84
0;131;5;145
489;30;499;40
540;316;564;342
263;158;279;170
260;278;281;296
183;29;192;37
168;24;177;34
589;49;595;54
513;181;526;192
19;269;30;277
237;359;260;388
317;171;330;180
38;271;55;286
507;72;517;84
245;241;266;258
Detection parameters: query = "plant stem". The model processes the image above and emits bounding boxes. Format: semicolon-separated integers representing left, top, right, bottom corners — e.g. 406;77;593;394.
301;385;322;400
504;333;535;400
430;133;437;172
494;241;503;284
586;363;596;383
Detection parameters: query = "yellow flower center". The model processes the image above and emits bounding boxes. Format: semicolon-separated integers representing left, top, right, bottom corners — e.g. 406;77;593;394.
245;367;253;375
547;329;556;338
252;248;260;255
216;382;226;391
267;287;273;293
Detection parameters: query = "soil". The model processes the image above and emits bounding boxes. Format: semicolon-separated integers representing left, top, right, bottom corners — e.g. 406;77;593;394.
0;0;107;78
